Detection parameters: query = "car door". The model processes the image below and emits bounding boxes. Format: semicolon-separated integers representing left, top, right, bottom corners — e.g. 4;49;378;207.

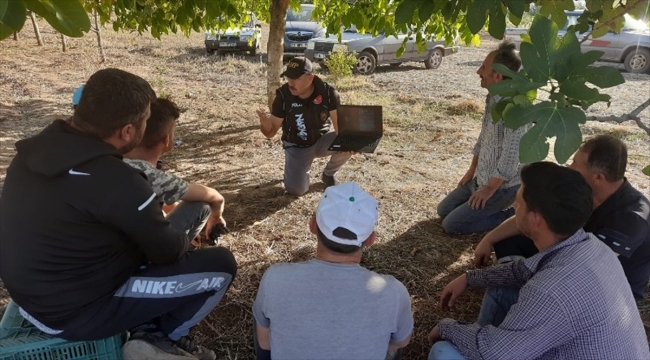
380;32;409;62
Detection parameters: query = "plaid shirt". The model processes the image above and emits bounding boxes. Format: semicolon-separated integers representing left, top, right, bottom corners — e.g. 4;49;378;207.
472;95;530;188
439;229;650;360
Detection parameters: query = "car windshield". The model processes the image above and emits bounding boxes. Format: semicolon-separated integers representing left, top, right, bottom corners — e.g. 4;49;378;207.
287;7;314;21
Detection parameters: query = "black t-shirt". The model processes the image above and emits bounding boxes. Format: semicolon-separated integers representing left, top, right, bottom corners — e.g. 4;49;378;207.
584;180;650;299
271;76;340;148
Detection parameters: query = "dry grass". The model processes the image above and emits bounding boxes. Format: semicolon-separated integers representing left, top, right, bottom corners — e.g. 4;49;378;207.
1;19;649;359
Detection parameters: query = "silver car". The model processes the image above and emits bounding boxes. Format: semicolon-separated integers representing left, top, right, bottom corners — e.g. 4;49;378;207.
304;28;458;75
506;11;650;74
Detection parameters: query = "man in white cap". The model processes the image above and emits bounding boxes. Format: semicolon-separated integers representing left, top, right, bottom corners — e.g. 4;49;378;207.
252;182;413;360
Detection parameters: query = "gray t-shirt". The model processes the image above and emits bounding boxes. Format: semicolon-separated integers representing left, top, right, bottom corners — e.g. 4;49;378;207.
124;159;189;205
252;259;413;360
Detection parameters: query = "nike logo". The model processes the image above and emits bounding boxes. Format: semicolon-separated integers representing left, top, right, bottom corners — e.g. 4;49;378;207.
175;280;204;293
130;277;226;295
68;169;90;176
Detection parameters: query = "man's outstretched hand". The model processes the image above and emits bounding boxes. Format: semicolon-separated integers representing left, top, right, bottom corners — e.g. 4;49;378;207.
440;274;468;311
256;109;269;122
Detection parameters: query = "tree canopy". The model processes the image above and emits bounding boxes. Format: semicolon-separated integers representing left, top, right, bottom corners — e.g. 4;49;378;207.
1;0;648;165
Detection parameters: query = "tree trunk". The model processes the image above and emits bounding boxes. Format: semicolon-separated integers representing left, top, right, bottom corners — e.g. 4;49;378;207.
93;10;106;63
13;32;18;41
60;33;67;52
266;0;291;109
29;11;43;46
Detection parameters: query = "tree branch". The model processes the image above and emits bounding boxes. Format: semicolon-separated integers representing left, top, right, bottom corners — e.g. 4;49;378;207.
586;97;650;136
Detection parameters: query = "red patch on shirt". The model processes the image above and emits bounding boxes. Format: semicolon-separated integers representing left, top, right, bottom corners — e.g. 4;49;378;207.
313;95;323;104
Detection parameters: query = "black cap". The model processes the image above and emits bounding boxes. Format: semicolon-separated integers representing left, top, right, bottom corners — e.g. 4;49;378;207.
281;57;313;79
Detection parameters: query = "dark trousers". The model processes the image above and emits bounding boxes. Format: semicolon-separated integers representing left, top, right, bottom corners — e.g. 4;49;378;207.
493;234;539;261
60;247;237;341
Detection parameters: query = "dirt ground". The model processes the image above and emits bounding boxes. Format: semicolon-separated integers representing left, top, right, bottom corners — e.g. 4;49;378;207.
1;20;649;359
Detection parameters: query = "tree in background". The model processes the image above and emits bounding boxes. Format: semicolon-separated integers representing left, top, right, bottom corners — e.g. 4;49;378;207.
0;0;648;170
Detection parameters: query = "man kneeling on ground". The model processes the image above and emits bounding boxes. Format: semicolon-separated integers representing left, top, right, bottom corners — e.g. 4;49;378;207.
427;162;649;359
252;182;413;360
0;69;237;360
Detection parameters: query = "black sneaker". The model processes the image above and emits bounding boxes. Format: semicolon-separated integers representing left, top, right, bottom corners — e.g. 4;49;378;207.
175;336;216;360
321;173;336;188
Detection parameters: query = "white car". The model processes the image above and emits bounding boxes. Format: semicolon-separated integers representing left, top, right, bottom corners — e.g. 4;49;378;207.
506;11;650;74
205;12;262;56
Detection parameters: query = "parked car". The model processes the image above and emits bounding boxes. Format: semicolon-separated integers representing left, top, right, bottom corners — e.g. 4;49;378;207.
284;4;326;58
304;28;459;75
205;12;262;55
505;11;650;74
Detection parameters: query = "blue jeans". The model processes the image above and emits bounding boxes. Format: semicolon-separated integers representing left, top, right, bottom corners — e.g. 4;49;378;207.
428;341;465;360
428;287;520;360
437;178;518;234
284;131;352;196
476;287;520;327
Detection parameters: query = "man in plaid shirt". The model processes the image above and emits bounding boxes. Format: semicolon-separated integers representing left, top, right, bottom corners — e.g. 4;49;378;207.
427;162;649;359
437;40;530;235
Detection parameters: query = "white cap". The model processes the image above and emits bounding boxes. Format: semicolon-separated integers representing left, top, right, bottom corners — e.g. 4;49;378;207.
315;182;378;247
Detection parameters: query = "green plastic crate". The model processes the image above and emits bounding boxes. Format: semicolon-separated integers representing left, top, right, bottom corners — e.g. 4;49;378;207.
0;300;123;360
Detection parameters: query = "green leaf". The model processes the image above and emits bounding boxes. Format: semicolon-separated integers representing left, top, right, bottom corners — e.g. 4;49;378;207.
538;0;574;28
492;63;526;82
0;0;8;19
642;165;650;177
396;43;405;58
466;0;489;34
519;16;560;82
504;0;526;19
487;0;506;39
504;101;586;163
491;98;511;122
418;0;435;22
25;0;90;37
584;66;624;88
507;12;522;27
513;94;532;107
395;0;418;24
0;0;26;40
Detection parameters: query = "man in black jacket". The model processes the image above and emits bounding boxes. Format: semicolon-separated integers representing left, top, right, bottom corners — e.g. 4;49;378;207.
256;57;352;196
0;68;236;360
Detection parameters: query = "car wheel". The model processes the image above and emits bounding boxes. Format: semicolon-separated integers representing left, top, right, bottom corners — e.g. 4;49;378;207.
624;48;650;74
206;48;215;55
355;51;377;75
424;48;443;69
390;62;402;67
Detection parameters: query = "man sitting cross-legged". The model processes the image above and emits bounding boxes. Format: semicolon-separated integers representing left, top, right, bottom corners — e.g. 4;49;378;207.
252;182;413;360
427;162;649;360
124;97;227;245
474;135;650;300
0;69;236;360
